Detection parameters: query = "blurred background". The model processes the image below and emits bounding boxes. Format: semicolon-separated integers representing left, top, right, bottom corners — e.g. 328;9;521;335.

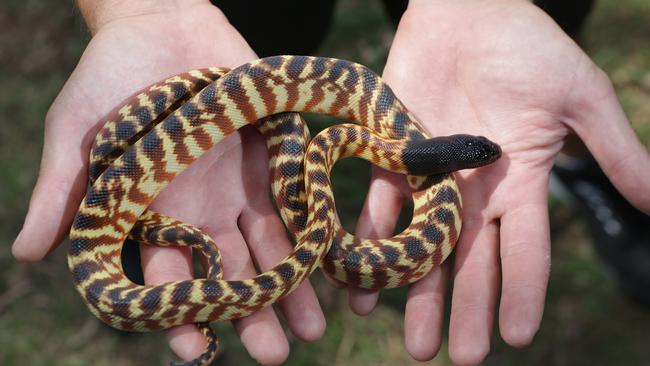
1;0;649;365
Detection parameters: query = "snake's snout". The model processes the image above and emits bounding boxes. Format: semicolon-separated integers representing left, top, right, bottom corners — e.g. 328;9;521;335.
401;134;502;176
467;135;502;166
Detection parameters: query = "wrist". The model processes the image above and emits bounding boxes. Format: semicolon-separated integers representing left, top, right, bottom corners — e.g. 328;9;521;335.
403;0;533;17
78;0;212;34
398;0;538;35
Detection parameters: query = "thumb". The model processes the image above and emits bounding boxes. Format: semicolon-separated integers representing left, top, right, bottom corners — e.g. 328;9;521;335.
11;106;91;262
565;60;650;214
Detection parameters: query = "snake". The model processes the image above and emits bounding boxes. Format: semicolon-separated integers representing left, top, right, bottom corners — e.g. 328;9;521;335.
68;56;501;365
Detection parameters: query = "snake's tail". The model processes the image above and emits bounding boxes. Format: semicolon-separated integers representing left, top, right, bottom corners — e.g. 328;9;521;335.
130;211;224;279
130;211;223;366
170;322;220;366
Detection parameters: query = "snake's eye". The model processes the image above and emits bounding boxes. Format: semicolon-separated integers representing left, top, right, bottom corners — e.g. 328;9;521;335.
453;134;502;167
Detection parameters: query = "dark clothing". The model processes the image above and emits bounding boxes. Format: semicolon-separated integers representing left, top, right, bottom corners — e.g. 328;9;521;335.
211;0;408;56
535;0;595;37
210;0;593;56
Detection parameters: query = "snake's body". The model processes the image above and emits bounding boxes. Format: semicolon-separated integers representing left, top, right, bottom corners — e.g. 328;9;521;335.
69;56;501;365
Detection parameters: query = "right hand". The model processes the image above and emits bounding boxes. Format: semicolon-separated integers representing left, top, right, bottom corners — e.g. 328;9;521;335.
347;0;650;364
11;1;325;364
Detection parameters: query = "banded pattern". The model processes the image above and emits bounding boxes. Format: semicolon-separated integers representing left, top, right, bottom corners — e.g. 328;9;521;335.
69;56;501;366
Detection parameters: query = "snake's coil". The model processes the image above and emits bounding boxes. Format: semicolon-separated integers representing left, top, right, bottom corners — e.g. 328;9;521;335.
69;56;501;365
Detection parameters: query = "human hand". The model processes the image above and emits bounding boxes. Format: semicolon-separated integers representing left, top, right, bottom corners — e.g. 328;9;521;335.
11;1;324;364
350;0;650;364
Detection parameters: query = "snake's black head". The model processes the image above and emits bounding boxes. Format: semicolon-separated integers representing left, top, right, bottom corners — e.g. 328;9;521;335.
402;134;502;176
446;134;502;169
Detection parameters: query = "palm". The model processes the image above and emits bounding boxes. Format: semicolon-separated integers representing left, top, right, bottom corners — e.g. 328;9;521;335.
391;3;581;224
18;4;323;364
350;1;650;364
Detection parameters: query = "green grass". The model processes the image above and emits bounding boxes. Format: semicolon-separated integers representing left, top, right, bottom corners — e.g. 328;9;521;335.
1;0;649;365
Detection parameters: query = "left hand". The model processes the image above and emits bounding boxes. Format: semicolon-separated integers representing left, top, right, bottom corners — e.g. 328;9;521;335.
11;2;324;364
347;0;650;364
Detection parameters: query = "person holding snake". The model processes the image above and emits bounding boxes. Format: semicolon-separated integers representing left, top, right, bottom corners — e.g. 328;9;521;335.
11;1;650;366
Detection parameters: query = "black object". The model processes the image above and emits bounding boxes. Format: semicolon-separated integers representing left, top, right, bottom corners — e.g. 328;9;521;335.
210;0;596;58
122;239;144;285
553;157;650;306
534;0;596;37
211;0;337;56
210;0;409;57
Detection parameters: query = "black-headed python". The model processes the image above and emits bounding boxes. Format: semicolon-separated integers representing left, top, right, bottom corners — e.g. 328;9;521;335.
68;56;501;366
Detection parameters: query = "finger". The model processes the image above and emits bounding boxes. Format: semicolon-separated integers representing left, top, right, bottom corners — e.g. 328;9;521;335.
139;244;207;361
448;217;500;366
347;287;380;315
404;261;450;361
498;177;550;347
349;166;408;314
566;62;650;213
239;198;326;342
11;113;90;261
214;228;290;366
142;224;290;366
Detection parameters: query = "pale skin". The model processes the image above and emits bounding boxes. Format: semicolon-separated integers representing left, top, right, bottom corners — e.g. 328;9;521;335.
11;0;650;365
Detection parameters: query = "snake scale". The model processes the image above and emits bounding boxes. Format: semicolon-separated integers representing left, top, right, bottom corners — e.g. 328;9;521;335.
68;56;501;365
